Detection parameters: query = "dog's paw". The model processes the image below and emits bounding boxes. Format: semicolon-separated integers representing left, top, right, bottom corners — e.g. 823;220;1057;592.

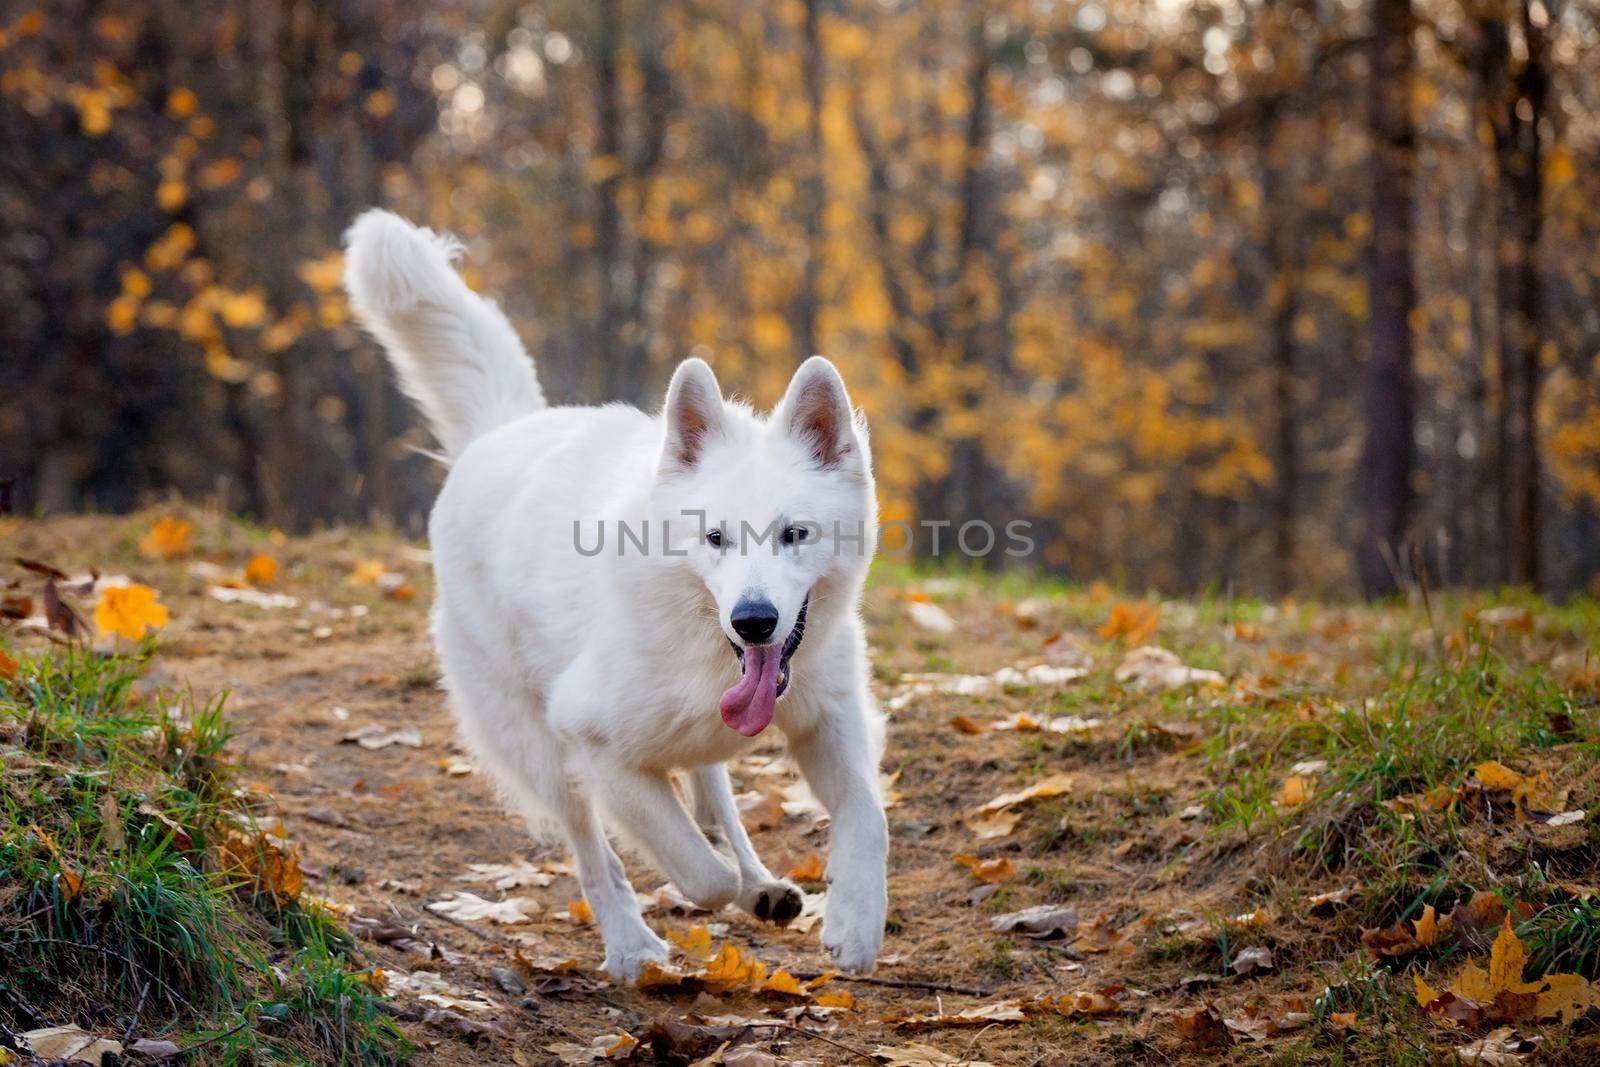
601;929;670;982
739;879;804;925
821;923;881;974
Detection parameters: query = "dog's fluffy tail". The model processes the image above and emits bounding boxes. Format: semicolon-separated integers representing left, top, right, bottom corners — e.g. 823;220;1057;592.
343;210;544;460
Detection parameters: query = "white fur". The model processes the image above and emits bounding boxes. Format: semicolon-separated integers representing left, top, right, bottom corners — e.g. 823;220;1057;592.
344;211;887;979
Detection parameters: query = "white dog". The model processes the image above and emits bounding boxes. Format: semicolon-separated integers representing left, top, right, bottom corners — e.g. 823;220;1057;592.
343;211;887;979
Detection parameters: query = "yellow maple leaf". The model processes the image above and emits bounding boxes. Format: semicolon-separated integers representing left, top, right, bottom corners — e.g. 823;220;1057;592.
139;516;192;559
567;897;592;924
700;942;764;992
814;991;854;1009
243;554;277;585
761;969;807;996
1413;904;1443;947
94;584;169;641
1535;972;1600;1025
667;924;714;961
1473;761;1525;791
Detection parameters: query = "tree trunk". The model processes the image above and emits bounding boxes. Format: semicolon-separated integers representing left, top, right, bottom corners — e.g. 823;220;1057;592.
1481;2;1547;588
1357;0;1417;598
795;0;825;362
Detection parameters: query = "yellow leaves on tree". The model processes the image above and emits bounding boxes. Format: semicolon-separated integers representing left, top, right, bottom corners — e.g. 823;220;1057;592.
138;516;192;558
93;583;169;641
1097;601;1159;644
165;87;198;119
1414;918;1599;1027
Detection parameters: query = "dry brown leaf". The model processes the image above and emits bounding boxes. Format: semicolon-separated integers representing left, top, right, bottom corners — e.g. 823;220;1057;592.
1098;601;1159;644
949;714;982;734
965;809;1020;840
885;1000;1027;1029
426;891;540;924
973;772;1073;814
341;724;423;749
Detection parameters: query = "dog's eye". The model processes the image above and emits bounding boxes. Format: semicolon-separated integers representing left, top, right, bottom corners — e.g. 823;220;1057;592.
706;528;724;548
781;525;811;546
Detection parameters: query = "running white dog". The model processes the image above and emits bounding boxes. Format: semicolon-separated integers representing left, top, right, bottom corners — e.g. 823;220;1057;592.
343;211;886;979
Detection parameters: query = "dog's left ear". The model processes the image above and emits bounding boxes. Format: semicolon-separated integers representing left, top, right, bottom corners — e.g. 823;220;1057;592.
776;356;860;470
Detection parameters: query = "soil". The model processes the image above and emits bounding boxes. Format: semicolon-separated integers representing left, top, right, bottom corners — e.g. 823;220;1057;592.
8;513;1598;1066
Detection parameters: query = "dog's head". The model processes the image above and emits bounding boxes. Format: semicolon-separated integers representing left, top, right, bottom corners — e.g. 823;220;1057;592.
649;356;876;736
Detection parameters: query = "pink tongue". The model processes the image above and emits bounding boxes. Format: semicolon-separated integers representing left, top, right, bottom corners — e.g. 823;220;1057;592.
720;645;781;736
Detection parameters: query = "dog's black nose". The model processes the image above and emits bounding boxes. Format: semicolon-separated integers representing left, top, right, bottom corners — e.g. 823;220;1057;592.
731;598;780;644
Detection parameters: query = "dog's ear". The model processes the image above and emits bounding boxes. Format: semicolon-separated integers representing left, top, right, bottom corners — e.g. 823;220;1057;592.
777;356;859;470
660;358;725;474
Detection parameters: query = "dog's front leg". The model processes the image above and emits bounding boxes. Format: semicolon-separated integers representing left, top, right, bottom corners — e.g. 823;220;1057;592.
789;705;888;973
584;750;742;912
690;765;804;924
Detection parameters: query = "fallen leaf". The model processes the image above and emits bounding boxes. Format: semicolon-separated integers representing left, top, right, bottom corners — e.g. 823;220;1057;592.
548;1032;638;1063
0;648;17;680
139;517;192;559
1175;1006;1232;1048
1276;775;1311;807
565;897;594;923
1114;646;1224;691
438;756;474;776
953;854;1014;883
1098;601;1159;644
990;904;1078;940
949;714;982;734
94;583;169;641
786;853;825;882
348;559;389;585
1230;945;1275;978
23;1027;124;1064
208;585;300;609
965;809;1020;840
427;891;540;924
1415;917;1597;1026
906;600;956;633
973;772;1073;814
1307;885;1360;914
244;553;278;585
342;724;423;749
668;924;716;961
457;860;555;890
886;1000;1027;1029
1455;1027;1541;1065
873;1042;997;1067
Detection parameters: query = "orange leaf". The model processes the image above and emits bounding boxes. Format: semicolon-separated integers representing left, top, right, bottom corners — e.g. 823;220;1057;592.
138;516;192;559
93;584;170;641
953;854;1014;884
786;853;825;882
949;715;982;735
0;648;17;680
243;554;277;585
1097;602;1159;644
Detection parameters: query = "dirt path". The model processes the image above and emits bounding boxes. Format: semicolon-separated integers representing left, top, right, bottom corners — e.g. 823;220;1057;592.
121;533;1183;1064
17;515;1597;1065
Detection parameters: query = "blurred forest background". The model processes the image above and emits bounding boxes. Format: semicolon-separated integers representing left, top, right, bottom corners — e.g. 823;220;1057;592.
3;0;1599;597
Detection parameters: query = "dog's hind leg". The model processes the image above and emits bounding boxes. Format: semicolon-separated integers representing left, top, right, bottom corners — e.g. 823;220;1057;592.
443;660;666;979
688;765;803;925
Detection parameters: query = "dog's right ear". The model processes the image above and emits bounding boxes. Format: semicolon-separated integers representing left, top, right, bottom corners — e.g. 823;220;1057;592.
660;358;725;474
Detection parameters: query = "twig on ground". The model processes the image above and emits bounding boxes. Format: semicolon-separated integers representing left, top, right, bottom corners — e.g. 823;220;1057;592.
790;970;992;997
146;1013;251;1063
771;1021;877;1063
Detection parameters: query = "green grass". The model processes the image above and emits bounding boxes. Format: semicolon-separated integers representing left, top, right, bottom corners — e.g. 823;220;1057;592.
0;643;409;1065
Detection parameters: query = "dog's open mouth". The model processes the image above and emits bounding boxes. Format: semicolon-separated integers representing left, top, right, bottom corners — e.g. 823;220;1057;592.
718;597;808;737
